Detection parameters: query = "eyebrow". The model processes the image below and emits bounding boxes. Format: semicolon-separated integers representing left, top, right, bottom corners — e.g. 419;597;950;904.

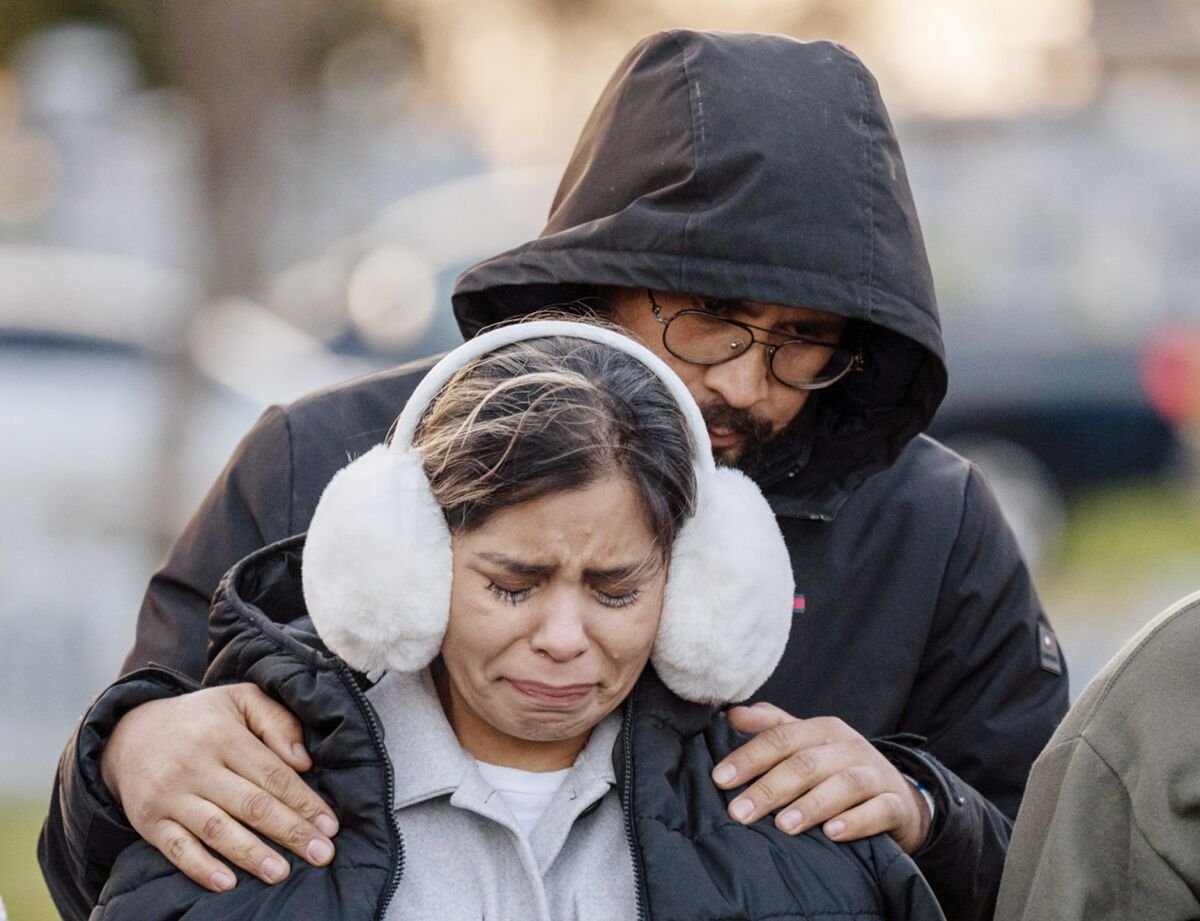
696;297;844;338
782;317;845;338
476;552;658;581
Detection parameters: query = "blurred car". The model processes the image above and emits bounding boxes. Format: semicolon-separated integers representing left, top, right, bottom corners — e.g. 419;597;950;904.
899;108;1200;566
928;334;1191;566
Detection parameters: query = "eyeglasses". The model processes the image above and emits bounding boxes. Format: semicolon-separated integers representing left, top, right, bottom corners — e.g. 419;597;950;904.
646;290;863;390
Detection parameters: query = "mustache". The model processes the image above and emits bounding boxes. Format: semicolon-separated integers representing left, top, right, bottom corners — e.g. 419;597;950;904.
700;404;773;441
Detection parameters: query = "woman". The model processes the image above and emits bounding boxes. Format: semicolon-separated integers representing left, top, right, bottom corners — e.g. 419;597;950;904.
90;320;944;920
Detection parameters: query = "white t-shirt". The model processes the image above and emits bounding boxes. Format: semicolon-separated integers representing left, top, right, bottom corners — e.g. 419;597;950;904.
475;760;573;838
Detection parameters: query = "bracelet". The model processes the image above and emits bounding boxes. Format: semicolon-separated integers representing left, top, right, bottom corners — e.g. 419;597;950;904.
901;773;936;823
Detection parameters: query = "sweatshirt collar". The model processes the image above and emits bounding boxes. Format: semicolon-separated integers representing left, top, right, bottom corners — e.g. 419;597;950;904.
367;669;619;810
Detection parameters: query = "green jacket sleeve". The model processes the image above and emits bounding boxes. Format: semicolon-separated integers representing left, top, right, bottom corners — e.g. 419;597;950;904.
997;733;1200;919
996;594;1200;921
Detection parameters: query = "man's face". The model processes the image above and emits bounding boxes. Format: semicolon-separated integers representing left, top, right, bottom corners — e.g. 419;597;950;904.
609;288;846;467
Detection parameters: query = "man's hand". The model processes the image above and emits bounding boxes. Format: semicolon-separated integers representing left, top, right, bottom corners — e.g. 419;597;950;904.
712;703;931;854
100;684;339;892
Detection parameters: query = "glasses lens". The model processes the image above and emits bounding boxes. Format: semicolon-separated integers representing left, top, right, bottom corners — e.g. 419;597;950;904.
663;312;753;364
772;341;856;389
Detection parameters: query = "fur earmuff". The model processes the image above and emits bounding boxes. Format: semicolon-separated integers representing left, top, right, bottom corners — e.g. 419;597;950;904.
302;445;452;674
301;320;796;704
653;466;795;704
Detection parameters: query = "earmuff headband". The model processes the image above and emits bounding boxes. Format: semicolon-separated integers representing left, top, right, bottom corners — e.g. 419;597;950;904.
390;321;716;474
303;319;794;703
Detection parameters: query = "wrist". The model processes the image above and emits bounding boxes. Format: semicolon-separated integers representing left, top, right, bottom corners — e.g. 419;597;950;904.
99;717;129;805
83;667;202;811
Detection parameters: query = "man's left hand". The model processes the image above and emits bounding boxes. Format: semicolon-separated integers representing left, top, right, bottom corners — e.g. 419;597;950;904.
712;703;931;854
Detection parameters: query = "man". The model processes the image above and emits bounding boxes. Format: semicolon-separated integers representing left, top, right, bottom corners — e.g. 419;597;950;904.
995;589;1200;920
41;30;1067;921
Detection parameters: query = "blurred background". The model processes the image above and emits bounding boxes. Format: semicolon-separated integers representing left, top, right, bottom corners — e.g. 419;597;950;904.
2;0;1198;915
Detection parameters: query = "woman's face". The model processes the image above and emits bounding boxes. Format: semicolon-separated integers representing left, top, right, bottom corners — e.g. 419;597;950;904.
439;475;667;766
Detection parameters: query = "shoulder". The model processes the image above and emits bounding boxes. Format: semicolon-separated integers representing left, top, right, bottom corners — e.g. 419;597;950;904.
280;353;443;444
1060;592;1200;754
256;354;444;531
630;691;931;918
838;433;997;542
867;434;977;503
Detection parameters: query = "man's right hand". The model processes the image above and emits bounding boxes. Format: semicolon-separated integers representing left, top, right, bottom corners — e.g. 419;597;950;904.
100;683;339;892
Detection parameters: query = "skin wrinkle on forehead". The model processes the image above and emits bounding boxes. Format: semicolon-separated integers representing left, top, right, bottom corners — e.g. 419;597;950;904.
475;549;666;586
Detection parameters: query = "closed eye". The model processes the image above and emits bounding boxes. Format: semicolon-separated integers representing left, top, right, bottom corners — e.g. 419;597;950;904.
486;581;534;605
594;587;641;608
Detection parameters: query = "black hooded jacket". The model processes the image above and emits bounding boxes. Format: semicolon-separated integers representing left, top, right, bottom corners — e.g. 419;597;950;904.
88;537;946;921
40;30;1068;921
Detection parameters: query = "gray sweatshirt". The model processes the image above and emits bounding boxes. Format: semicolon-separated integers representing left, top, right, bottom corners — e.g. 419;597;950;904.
367;670;638;921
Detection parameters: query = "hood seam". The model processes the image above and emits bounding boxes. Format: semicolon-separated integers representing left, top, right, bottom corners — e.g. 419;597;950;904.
854;65;876;321
669;29;706;293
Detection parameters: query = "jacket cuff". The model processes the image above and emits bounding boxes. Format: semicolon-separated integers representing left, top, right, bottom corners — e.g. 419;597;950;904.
72;667;202;863
871;733;960;848
871;733;1008;921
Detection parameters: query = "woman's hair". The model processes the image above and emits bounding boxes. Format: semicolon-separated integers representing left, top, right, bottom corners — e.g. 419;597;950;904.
410;326;697;557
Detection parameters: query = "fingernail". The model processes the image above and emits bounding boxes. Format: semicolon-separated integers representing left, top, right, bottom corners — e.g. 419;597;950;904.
307;839;334;864
825;820;846;838
778;809;803;832
210;871;235;891
712;764;736;785
292;743;309;763
261;856;288;882
730;798;753;821
314;813;338;837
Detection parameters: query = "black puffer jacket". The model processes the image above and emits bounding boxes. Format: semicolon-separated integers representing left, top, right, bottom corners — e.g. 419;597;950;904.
41;30;1069;921
90;537;945;921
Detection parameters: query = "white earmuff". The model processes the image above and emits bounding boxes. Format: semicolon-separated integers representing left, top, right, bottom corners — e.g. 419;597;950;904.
302;320;795;703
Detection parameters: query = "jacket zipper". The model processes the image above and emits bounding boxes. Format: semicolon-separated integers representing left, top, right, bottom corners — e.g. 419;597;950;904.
619;684;650;921
336;662;405;920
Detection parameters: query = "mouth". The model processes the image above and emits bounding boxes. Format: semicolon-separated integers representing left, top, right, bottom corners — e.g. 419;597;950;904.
706;425;745;450
507;679;595;707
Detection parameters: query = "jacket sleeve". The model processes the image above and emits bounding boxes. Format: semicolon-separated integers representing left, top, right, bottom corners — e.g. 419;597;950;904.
994;735;1200;921
883;465;1070;921
38;668;201;921
39;407;295;920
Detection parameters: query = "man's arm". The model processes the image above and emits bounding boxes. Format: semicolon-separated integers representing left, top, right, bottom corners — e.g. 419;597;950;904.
711;465;1068;921
897;464;1068;915
39;406;320;917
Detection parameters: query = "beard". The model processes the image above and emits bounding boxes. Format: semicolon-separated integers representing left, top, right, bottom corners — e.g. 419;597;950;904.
700;403;776;471
701;398;817;473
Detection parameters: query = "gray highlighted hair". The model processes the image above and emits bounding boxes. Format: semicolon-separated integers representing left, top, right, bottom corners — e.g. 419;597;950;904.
411;325;697;556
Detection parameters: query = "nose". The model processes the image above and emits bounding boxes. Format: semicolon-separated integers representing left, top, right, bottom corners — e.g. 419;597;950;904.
701;345;771;409
530;593;590;662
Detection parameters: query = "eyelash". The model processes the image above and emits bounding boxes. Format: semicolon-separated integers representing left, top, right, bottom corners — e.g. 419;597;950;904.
485;582;641;609
596;588;641;609
487;582;533;605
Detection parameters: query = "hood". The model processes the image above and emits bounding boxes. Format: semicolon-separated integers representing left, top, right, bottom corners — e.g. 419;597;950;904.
453;30;947;515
